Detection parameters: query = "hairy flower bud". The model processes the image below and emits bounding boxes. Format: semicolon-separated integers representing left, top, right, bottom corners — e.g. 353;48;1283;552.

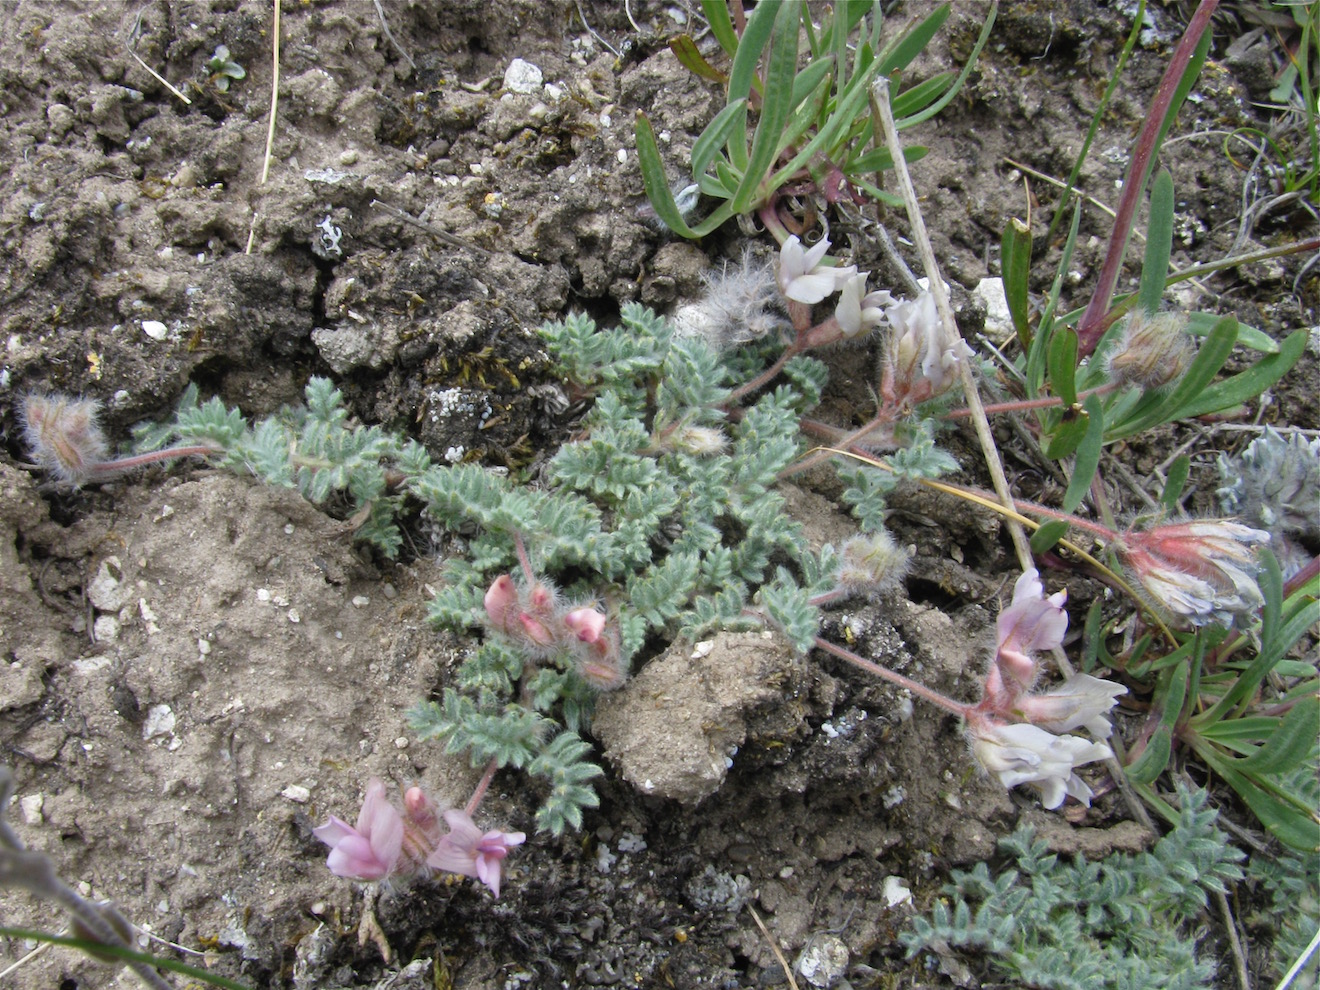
834;530;911;593
20;392;110;487
1118;519;1270;627
1105;310;1194;390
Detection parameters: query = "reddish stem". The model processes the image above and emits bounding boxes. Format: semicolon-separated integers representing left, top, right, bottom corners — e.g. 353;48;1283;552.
1076;0;1219;357
464;756;501;817
88;444;220;476
814;636;972;718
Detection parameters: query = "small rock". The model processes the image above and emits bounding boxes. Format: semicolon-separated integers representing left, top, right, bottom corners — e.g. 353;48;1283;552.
92;615;121;643
142;704;176;741
141;320;168;341
503;58;543;94
20;793;44;825
87;557;129;611
281;784;311;804
797;934;849;988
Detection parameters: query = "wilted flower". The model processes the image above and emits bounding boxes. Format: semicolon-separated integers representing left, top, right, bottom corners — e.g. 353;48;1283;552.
313;778;404;881
672;252;788;347
968;716;1113;809
776;235;856;304
427;809;526;898
20;393;110;487
834;530;911;594
1015;674;1128;739
1105;310;1194;391
882;290;972;405
982;569;1068;712
834;272;893;338
1118;520;1270;627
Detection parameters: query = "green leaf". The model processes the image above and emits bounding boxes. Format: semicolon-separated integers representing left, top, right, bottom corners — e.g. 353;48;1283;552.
1061;394;1104;513
875;3;949;76
846;144;927;172
1214;762;1320;852
727;0;779;102
1001;217;1033;349
1175;328;1307;421
1161;455;1190;512
1106;314;1237;440
669;34;727;83
1043;406;1089;460
890;71;956;118
1137;169;1174;315
701;0;739;57
1125;657;1189;785
1236;694;1320;774
635;112;737;238
1029;519;1069;555
731;0;800;214
1047;325;1079;407
692;99;749;179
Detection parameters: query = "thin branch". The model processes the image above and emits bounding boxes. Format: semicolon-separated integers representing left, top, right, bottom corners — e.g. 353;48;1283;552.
871;77;1034;573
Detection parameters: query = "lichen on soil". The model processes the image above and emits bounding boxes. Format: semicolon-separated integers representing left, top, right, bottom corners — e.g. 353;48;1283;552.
1;2;1316;988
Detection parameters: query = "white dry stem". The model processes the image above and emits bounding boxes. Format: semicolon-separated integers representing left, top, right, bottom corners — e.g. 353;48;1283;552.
870;77;1033;573
246;0;282;254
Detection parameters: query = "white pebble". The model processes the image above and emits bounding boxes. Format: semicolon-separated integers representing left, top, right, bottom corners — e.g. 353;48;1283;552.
141;320;168;340
503;58;543;95
281;784;311;804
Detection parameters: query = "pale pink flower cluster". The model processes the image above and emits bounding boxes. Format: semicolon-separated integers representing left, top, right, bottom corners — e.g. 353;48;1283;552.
483;574;625;690
881;289;973;405
967;571;1126;810
313;779;526;898
1117;520;1270;628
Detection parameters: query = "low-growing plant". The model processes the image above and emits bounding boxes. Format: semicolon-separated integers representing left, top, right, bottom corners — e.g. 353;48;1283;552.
901;784;1247;990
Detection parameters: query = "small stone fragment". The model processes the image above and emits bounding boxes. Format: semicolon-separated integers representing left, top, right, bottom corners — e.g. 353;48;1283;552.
797;934;849;988
503;58;543;94
142;704;176;741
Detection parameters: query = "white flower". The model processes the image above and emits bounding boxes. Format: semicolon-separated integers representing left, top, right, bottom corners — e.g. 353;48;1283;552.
777;235;856;304
885;290;972;396
969;718;1112;809
834;272;894;338
1016;674;1128;739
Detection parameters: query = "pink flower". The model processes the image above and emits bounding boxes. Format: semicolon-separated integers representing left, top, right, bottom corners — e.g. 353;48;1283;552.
982;570;1067;712
564;606;606;643
968;716;1112;809
427;809;526;898
313;779;403;881
483;574;518;631
1119;520;1270;627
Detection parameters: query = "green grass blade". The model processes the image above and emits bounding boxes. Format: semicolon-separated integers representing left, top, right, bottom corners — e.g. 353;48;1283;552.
1138;169;1174;315
1001;216;1033;349
728;0;779;102
702;0;740;58
1061;394;1104;513
692;99;749;178
634;112;699;238
896;2;996;129
1175;328;1307;420
875;2;949;76
730;0;800;214
1029;518;1069;555
1160;454;1190;511
1237;693;1320;774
